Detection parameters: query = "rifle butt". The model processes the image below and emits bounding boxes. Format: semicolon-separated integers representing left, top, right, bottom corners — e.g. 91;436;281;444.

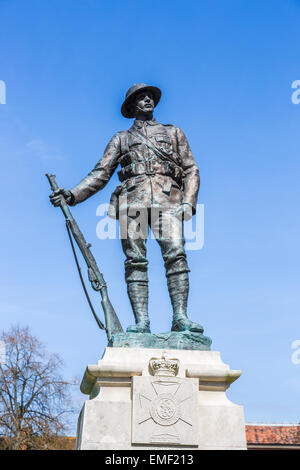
100;287;123;340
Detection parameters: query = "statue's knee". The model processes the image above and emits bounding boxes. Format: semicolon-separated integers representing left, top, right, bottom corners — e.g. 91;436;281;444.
125;265;148;283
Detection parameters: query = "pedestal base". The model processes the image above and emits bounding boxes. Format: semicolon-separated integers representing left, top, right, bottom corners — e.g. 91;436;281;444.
109;331;212;350
76;347;247;450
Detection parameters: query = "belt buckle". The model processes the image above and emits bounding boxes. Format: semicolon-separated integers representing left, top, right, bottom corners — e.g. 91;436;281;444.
145;161;155;175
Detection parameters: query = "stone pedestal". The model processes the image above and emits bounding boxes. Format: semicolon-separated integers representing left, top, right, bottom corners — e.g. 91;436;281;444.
76;347;247;450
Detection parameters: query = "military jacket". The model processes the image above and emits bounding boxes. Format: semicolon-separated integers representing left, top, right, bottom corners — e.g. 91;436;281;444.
69;118;200;215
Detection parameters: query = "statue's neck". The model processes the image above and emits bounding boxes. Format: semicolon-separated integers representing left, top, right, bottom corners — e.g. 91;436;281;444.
134;112;153;122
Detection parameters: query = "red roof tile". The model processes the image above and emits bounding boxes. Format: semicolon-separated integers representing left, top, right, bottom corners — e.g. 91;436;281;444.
246;425;300;445
2;426;300;449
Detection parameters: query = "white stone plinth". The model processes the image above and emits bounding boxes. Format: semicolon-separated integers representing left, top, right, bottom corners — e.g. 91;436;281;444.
76;347;247;450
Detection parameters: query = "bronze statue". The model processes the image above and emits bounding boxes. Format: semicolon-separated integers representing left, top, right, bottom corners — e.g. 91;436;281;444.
50;84;203;336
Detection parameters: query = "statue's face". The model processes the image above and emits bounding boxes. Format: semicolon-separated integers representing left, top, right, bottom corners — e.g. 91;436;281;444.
133;91;155;116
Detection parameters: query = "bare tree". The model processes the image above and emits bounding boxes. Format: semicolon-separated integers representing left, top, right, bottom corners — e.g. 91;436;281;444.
0;325;76;450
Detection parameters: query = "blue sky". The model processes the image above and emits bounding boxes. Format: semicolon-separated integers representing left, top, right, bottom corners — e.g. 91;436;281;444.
1;0;300;431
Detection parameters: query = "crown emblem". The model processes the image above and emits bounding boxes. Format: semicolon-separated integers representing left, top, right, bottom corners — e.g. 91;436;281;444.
149;353;179;377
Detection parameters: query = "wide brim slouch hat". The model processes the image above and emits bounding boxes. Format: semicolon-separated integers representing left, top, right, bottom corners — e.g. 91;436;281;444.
121;83;161;118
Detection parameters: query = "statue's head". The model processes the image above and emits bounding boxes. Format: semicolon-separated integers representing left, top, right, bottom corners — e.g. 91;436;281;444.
121;83;161;119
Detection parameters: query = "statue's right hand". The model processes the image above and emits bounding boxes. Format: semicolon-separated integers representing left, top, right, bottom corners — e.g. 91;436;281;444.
49;187;72;207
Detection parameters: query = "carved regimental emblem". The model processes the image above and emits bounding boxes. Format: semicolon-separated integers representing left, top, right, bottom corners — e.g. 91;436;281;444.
132;356;198;446
150;393;180;426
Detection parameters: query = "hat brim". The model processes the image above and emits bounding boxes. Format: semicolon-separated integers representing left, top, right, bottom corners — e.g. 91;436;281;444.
121;86;161;118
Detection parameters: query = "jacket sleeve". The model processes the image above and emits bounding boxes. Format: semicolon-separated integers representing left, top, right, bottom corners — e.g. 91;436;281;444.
69;133;121;205
175;127;200;213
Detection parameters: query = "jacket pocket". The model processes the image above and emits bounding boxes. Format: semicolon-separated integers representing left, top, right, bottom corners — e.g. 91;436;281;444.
126;177;136;191
155;135;173;155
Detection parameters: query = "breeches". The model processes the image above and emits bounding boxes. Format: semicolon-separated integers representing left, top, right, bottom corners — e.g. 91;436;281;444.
120;207;190;283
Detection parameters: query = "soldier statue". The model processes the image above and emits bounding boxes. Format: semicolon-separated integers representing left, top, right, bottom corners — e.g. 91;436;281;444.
50;83;203;335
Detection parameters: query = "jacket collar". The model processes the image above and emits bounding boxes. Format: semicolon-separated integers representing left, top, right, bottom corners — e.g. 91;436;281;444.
133;117;159;129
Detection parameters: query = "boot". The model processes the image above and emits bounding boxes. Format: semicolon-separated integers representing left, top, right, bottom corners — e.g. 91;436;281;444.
168;272;204;333
126;281;150;333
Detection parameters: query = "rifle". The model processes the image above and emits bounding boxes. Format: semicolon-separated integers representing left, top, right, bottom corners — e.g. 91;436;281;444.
46;173;123;341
